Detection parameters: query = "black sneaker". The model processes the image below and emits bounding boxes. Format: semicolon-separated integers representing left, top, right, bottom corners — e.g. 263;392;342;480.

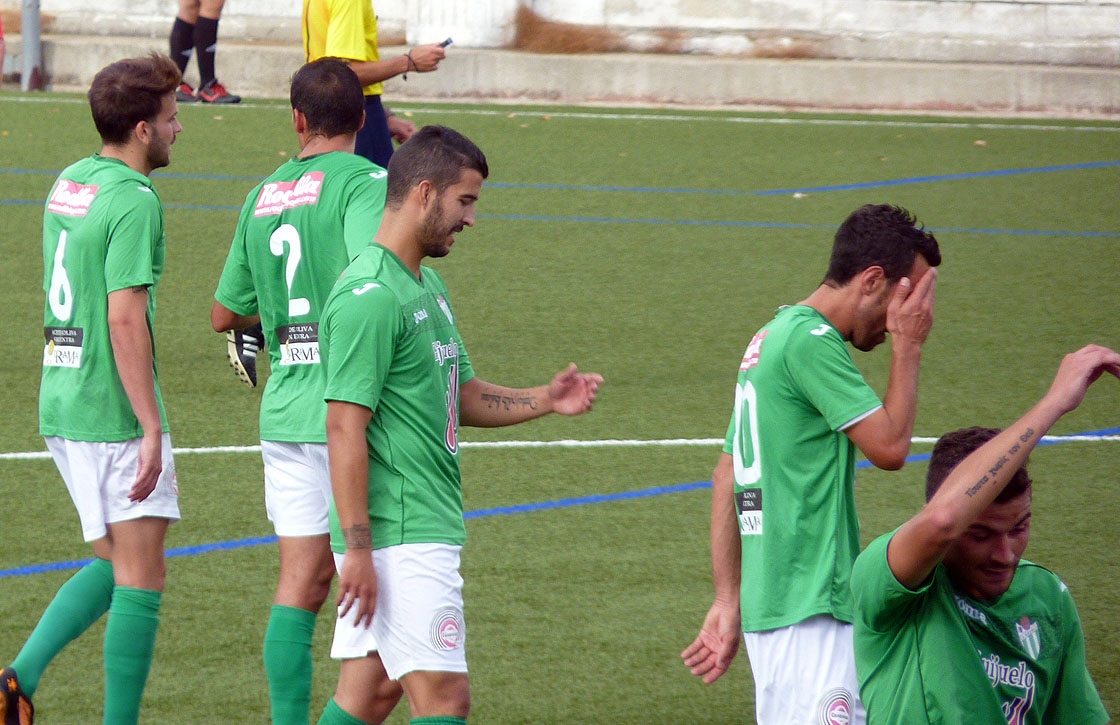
227;323;265;388
175;82;197;103
0;667;33;725
197;79;241;104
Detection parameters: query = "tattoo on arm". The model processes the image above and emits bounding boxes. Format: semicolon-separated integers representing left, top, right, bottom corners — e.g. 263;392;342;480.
343;525;373;550
964;427;1035;498
481;392;538;411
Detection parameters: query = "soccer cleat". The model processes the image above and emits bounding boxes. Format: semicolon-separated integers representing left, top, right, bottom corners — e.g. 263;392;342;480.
175;82;197;103
0;667;34;725
197;79;241;104
226;323;264;388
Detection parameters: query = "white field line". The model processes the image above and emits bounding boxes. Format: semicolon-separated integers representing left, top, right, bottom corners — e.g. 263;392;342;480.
2;95;1118;133
2;435;1117;460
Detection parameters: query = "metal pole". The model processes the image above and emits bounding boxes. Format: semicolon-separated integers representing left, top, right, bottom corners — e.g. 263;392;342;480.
21;0;43;91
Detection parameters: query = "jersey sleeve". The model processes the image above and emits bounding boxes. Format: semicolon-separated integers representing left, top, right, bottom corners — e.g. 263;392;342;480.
785;322;882;432
341;166;387;260
1045;584;1110;723
322;280;401;412
851;528;930;633
213;199;260;316
322;0;370;62
103;185;162;293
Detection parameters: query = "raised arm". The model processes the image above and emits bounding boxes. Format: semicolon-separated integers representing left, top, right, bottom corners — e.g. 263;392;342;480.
886;344;1120;590
459;363;602;428
846;268;937;469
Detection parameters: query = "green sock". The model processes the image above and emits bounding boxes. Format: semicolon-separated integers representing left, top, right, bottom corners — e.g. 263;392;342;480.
263;604;318;725
11;558;114;697
102;586;161;725
318;697;371;725
411;718;467;725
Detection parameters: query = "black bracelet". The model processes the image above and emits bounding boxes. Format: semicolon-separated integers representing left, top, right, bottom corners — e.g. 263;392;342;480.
402;51;417;81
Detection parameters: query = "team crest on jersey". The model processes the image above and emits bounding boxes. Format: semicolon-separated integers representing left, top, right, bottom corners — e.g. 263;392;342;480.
816;688;853;725
1015;616;1041;659
48;180;99;216
254;172;325;216
436;294;454;324
740;330;768;371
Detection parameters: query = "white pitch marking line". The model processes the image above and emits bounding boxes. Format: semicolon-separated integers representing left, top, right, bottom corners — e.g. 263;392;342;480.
2;95;1118;133
2;435;1117;460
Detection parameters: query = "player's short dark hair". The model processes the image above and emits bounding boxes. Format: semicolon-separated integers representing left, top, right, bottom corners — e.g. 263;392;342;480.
88;53;181;146
290;58;365;138
823;204;941;286
385;125;489;208
926;426;1033;503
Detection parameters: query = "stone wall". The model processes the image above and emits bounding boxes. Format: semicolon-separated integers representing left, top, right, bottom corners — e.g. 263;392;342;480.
1;0;1117;65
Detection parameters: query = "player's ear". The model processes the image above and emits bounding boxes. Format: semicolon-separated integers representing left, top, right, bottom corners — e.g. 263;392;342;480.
416;179;435;209
133;118;153;145
292;108;307;134
859;265;887;296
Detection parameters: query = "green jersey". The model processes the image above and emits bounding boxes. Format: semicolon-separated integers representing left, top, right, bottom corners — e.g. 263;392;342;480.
40;155;169;441
853;530;1108;725
214;152;387;443
321;244;475;551
722;305;882;632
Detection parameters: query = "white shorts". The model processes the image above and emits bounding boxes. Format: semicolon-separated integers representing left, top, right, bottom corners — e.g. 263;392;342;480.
261;441;331;537
743;615;866;725
331;543;467;681
45;433;181;543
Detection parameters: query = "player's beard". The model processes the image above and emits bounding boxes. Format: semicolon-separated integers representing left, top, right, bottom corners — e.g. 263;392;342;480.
417;195;459;259
146;135;172;172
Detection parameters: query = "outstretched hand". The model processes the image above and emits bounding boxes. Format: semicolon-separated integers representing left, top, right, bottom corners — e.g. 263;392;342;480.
681;599;741;684
548;363;604;416
1044;344;1120;416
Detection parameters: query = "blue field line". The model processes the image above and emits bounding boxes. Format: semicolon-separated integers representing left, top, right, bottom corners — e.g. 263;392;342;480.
477;212;1120;237
3;426;1115;580
5;159;1120;198
4;196;1118;236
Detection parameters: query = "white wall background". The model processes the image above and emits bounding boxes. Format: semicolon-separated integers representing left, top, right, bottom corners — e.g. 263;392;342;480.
2;0;1118;65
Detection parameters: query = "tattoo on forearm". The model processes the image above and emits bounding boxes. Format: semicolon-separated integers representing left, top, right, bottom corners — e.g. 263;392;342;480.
343;525;373;550
964;427;1035;497
481;392;537;411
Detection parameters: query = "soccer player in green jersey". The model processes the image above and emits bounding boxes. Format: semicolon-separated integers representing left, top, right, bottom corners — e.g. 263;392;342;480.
210;58;387;725
852;344;1118;724
684;205;940;724
1;54;183;725
316;125;603;725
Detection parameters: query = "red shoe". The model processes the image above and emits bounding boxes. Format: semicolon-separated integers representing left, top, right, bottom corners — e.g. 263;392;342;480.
175;82;197;103
197;79;241;104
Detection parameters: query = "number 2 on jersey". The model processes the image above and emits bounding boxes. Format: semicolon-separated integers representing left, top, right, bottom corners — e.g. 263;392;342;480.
269;223;311;317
